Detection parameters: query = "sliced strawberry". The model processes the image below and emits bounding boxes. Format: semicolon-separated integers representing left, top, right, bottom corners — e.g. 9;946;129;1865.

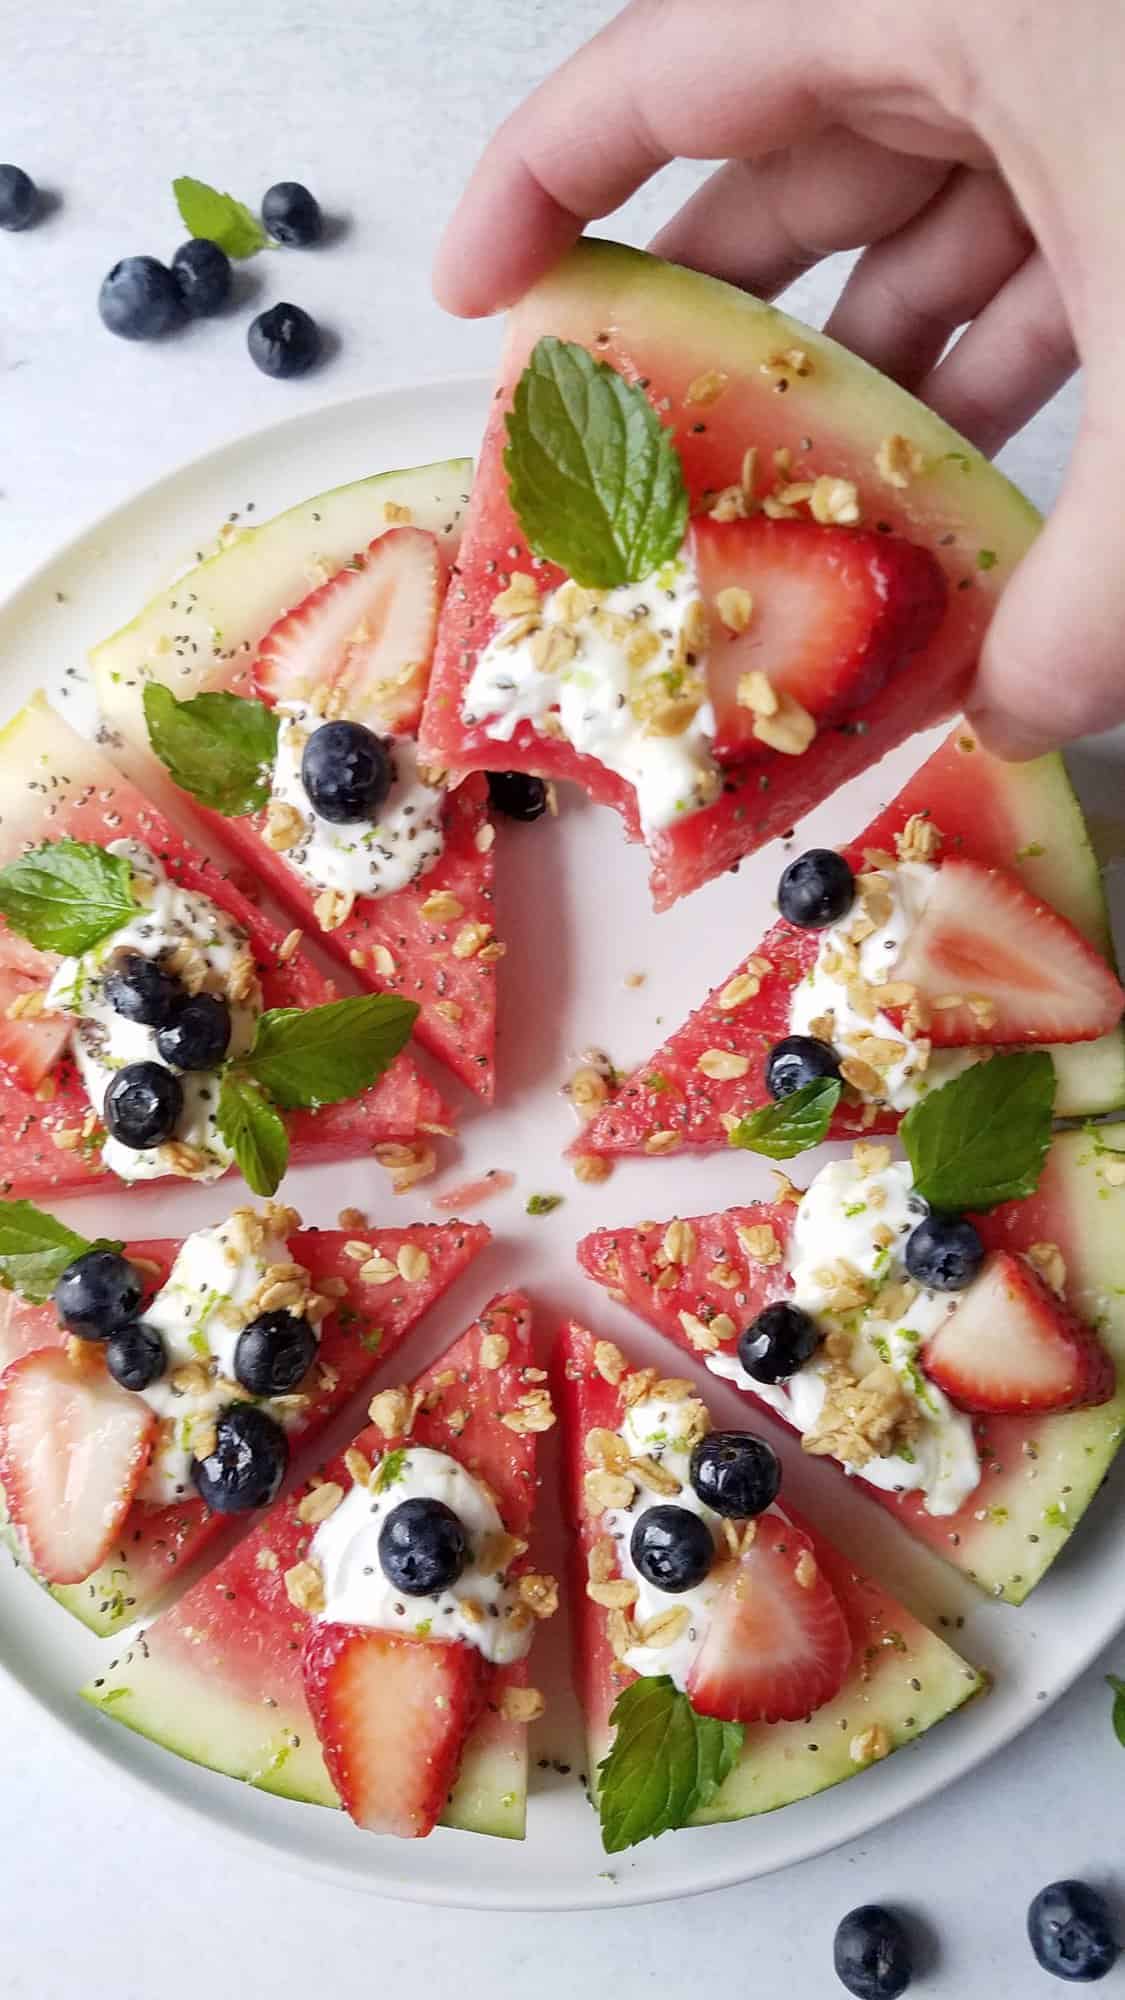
0;930;69;1090
922;1251;1115;1415
692;515;947;763
888;857;1125;1046
302;1622;487;1838
686;1516;852;1725
0;1348;155;1585
254;526;445;733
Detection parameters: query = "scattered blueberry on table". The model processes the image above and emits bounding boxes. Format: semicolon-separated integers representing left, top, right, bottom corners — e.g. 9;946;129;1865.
1027;1880;1119;1983
833;1905;913;1999
261;179;322;246
98;255;184;340
171;237;232;317
247;300;322;378
0;163;37;230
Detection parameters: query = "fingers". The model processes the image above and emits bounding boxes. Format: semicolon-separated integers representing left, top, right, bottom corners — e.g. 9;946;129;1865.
648;130;951;300
823;168;1032;387
918;252;1077;456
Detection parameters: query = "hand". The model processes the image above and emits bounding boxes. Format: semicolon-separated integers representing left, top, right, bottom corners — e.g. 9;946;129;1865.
434;0;1125;762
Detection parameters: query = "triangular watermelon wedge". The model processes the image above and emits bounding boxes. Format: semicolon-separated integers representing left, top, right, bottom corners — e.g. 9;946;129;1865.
84;1293;553;1840
0;1203;489;1633
553;1322;982;1844
0;694;452;1199
575;725;1125;1163
90;464;500;1100
577;1125;1125;1602
420;238;1040;910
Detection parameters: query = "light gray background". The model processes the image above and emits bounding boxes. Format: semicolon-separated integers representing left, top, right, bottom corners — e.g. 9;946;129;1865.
0;3;1116;1995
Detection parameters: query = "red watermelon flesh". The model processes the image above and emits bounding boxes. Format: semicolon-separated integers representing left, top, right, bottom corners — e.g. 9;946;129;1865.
83;1293;548;1840
576;725;1125;1162
421;239;1041;909
0;697;451;1199
554;1322;983;1830
3;1219;488;1633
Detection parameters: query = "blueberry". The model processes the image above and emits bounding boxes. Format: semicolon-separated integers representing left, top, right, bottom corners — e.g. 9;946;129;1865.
301;720;392;823
171;237;232;317
191;1405;289;1513
103;952;182;1029
689;1430;781;1518
378;1496;468;1596
0;165;37;231
486;771;548;822
234;1309;317;1396
1028;1880;1119;1983
904;1212;985;1293
103;1061;184;1150
261;181;322;247
630;1504;713;1594
98;256;184;340
105;1322;166;1392
156;992;232;1071
54;1248;144;1340
247;301;321;378
833;1905;912;1998
738;1300;821;1385
778;849;856;928
765;1034;842;1100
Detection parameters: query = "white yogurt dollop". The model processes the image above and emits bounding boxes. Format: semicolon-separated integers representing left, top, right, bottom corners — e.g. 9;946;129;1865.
270;704;445;899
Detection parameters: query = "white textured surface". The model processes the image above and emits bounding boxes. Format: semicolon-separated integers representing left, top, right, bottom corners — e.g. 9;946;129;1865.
0;2;1117;1996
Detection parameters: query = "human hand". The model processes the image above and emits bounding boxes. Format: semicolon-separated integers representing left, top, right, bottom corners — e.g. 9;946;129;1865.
434;0;1125;761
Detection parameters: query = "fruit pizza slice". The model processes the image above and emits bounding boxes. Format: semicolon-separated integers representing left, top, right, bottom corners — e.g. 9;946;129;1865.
86;1293;556;1841
420;238;1042;910
554;1322;983;1852
90;463;503;1099
0;1195;488;1632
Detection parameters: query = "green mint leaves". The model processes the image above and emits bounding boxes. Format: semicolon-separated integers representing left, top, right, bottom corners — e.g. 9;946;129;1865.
729;1078;841;1160
504;337;688;589
172;177;271;258
215;1074;289;1200
144;686;279;817
597;1676;743;1853
1108;1675;1125;1750
0;1202;114;1305
902;1051;1055;1212
0;840;143;956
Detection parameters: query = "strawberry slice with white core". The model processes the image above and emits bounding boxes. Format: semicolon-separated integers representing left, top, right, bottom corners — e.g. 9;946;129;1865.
888;857;1125;1046
254;526;445;734
0;1348;156;1585
686;1516;852;1725
0;929;69;1090
301;1622;487;1838
692;515;948;763
922;1250;1115;1415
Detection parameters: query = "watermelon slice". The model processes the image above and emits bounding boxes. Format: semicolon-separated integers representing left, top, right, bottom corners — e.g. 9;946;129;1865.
420;238;1041;909
576;1125;1125;1602
0;694;451;1198
576;724;1125;1162
0;1211;488;1632
83;1293;551;1839
89;464;501;1100
554;1322;983;1837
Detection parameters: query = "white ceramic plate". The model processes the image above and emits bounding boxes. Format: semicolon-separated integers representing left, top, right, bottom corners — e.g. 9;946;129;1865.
2;377;1125;1913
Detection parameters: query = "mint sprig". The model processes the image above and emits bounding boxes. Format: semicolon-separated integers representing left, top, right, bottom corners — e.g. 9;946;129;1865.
236;994;419;1110
172;176;271;258
216;1074;289;1199
504;337;688;589
0;1201;123;1306
0;840;143;956
144;686;279;817
729;1077;841;1160
901;1051;1055;1212
1108;1675;1125;1750
597;1675;743;1852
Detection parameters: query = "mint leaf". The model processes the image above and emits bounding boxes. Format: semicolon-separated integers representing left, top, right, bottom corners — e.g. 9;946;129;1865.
0;1201;122;1305
729;1078;841;1160
1108;1675;1125;1750
237;994;419;1109
216;1073;289;1197
504;337;689;589
597;1676;743;1852
144;685;279;817
374;1447;409;1490
526;1193;563;1216
902;1051;1055;1212
0;839;142;955
172;176;270;258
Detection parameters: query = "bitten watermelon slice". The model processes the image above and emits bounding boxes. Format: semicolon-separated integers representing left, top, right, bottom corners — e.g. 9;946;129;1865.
84;1293;551;1840
0;1211;488;1633
0;694;451;1198
576;1126;1125;1602
90;464;500;1100
420;238;1041;909
554;1323;982;1835
576;725;1125;1161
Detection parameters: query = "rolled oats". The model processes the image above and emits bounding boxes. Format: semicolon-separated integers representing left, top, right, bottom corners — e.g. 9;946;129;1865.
593;1340;626;1386
264;799;306;852
368;1387;413;1438
284;1560;325;1613
697;1048;750;1081
420;890;464;922
297;1481;344;1526
479;1331;510;1370
396;1243;431;1284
